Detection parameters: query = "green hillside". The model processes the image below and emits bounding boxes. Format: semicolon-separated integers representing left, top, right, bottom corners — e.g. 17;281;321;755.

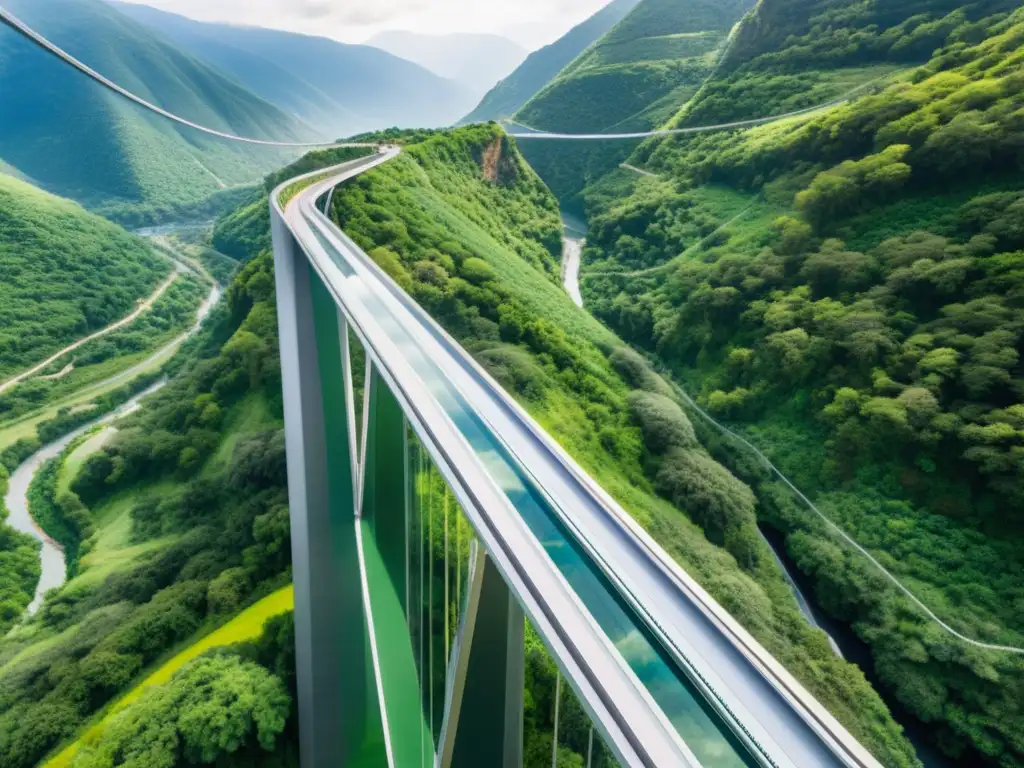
579;2;1024;764
0;174;167;380
518;0;755;134
112;3;480;137
513;0;756;206
672;0;1022;126
0;0;310;218
461;0;643;124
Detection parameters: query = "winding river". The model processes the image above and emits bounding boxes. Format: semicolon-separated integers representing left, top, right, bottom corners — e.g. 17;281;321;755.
4;380;168;614
3;282;221;619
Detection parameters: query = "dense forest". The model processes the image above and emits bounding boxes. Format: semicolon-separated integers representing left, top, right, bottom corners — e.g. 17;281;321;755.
578;2;1024;764
0;174;168;380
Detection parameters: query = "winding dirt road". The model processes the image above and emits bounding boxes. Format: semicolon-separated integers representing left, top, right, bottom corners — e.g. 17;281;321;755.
0;271;181;396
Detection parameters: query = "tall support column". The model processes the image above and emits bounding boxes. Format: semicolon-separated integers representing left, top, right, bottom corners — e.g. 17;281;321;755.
440;550;525;768
272;211;376;767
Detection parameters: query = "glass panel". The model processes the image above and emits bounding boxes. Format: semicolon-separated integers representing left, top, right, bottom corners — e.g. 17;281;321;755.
524;620;622;768
348;325;367;453
405;431;476;763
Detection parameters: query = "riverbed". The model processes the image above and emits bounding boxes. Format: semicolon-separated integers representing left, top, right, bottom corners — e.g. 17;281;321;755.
3;281;221;620
563;236;584;309
4;379;167;614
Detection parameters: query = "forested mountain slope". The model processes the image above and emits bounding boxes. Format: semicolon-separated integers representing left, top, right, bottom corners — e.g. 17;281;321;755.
671;0;1023;126
0;0;309;217
518;0;755;134
0;174;167;381
461;0;643;124
324;125;918;767
580;3;1024;764
110;3;478;136
514;0;756;206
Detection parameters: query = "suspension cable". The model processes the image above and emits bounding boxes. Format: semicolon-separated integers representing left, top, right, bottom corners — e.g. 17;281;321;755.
0;7;375;149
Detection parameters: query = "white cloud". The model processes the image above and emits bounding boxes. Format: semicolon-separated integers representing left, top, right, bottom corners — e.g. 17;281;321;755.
114;0;611;48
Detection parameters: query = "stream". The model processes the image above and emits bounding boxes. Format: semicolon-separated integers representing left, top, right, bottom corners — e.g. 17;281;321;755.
561;213;586;310
3;281;221;620
4;380;167;613
559;215;950;767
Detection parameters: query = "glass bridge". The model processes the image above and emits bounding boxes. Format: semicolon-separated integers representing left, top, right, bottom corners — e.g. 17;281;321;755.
270;152;884;768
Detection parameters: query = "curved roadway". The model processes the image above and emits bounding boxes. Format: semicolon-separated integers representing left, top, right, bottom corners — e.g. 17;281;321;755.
276;154;883;768
0;271;180;396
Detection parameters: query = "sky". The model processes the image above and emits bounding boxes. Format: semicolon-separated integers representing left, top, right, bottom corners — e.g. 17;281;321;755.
115;0;612;49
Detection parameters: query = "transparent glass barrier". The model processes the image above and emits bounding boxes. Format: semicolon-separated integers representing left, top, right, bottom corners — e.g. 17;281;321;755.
525;620;622;768
316;230;759;766
407;432;474;763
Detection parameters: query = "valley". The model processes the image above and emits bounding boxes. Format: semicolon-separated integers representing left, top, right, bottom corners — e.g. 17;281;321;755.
0;0;1022;765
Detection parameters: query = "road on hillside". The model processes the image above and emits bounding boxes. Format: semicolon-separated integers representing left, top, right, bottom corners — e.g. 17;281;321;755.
0;271;181;396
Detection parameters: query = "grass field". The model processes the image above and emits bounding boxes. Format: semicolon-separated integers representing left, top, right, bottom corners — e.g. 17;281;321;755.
202;392;279;477
45;586;295;768
69;480;183;591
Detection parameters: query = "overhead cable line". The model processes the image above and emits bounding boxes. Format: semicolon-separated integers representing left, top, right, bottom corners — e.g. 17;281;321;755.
504;78;888;140
0;7;375;149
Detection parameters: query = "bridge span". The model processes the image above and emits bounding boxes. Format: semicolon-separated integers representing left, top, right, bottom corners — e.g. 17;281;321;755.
271;152;884;768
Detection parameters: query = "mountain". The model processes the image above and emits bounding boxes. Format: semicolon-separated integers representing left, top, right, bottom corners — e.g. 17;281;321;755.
368;30;527;96
577;1;1024;765
110;3;478;137
509;0;756;205
0;0;311;216
461;0;644;124
518;0;757;134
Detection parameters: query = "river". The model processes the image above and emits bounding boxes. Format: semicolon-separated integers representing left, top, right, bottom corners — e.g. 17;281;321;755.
562;212;587;309
3;281;221;620
4;379;167;614
559;215;950;767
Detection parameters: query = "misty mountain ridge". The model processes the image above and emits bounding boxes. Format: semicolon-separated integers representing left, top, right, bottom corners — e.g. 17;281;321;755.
368;29;528;97
109;2;479;136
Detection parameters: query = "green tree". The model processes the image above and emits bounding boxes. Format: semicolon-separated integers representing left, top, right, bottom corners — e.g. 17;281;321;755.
74;655;290;768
